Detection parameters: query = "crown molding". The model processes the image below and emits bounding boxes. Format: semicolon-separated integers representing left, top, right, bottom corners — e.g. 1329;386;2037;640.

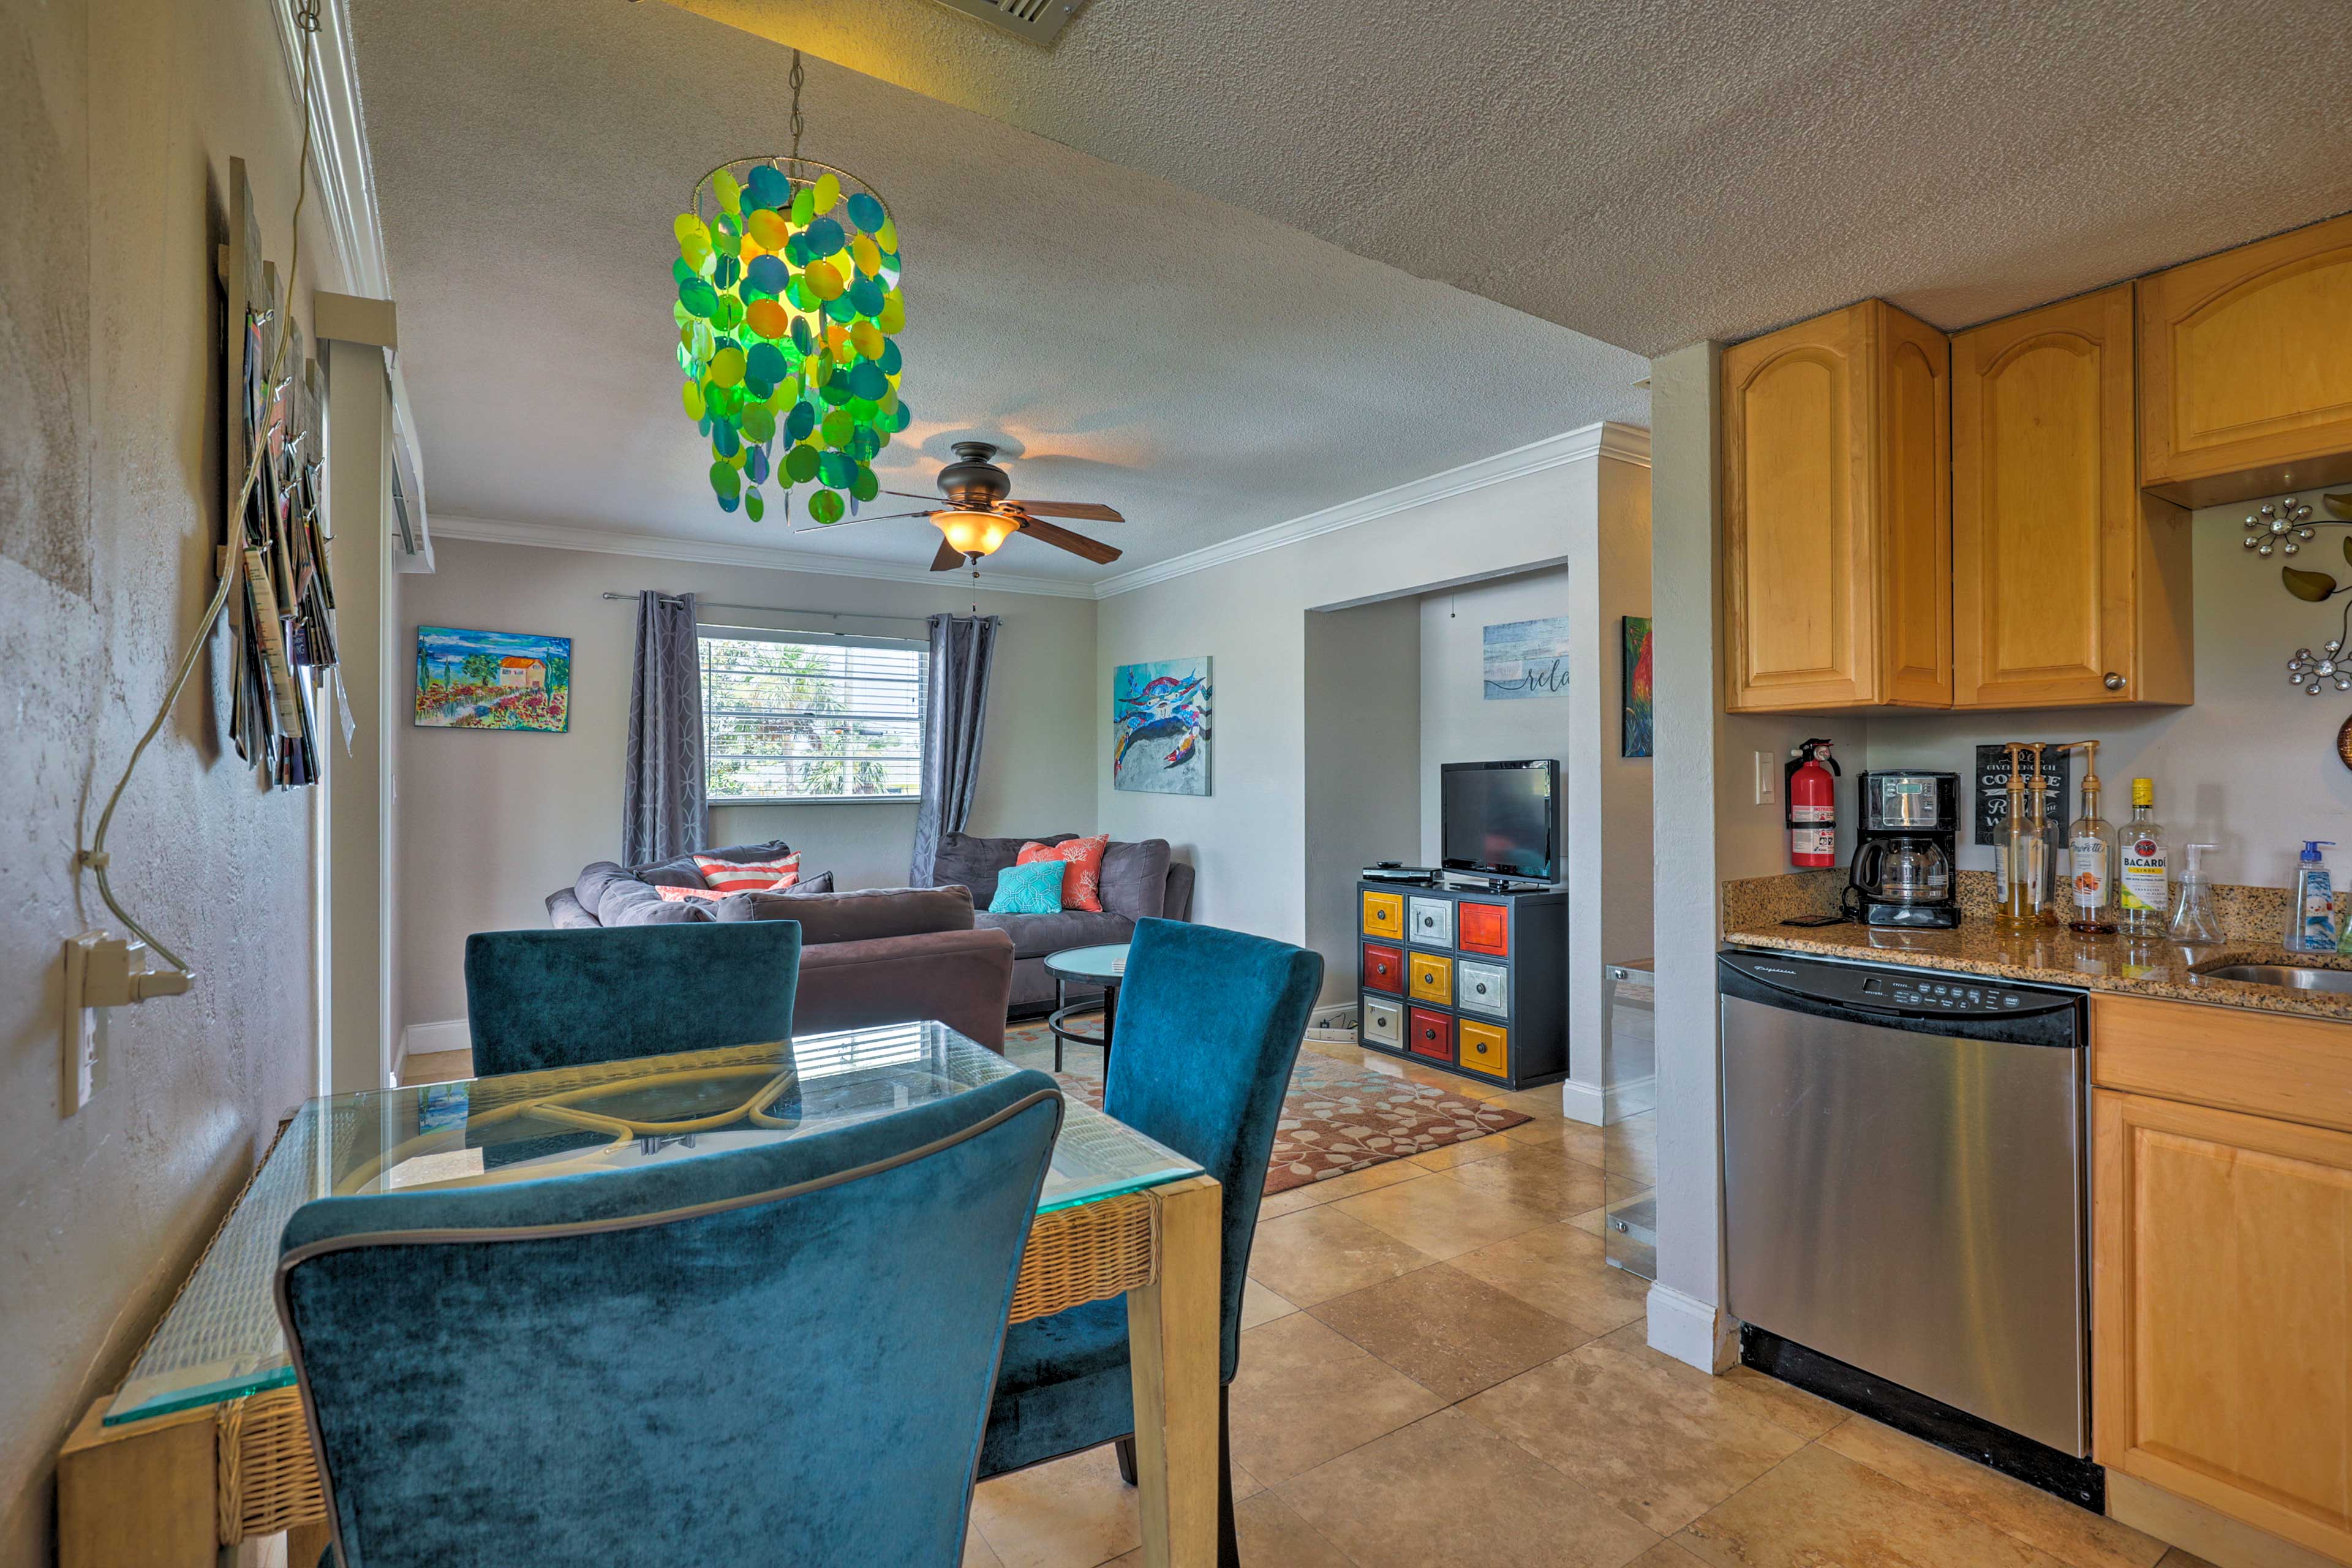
430;514;1101;598
1093;419;1649;598
272;0;386;298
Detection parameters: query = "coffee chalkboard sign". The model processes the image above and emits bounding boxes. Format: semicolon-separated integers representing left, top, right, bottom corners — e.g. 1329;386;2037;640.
1975;744;2071;846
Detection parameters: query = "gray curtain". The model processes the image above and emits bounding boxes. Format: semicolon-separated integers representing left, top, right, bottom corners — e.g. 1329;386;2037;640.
910;612;1002;886
622;590;707;865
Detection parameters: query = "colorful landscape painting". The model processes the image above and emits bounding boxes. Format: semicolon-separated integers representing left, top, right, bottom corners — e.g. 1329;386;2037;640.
413;625;571;731
1482;617;1571;699
1623;615;1654;758
1112;657;1210;796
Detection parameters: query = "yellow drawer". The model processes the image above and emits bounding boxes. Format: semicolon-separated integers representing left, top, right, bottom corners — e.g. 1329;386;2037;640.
1408;951;1452;1005
1361;891;1404;940
1458;1020;1509;1078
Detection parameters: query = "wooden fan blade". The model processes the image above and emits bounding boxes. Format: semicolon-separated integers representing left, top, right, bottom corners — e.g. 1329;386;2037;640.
930;538;965;571
1011;499;1125;522
1015;515;1123;565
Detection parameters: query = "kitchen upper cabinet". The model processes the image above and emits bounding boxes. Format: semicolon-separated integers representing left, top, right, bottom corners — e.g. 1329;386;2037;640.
1952;285;2193;707
1722;299;1951;712
2090;995;2352;1566
2139;211;2352;508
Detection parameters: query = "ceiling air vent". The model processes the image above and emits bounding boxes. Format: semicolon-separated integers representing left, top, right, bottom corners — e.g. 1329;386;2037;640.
929;0;1089;46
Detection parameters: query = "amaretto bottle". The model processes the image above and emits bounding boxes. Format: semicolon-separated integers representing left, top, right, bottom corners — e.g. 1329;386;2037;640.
2068;761;2118;936
2117;778;2169;937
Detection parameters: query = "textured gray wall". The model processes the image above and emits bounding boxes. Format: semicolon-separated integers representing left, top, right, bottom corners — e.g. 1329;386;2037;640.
0;0;328;1560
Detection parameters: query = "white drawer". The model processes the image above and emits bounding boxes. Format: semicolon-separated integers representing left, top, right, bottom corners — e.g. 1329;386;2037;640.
1458;960;1509;1018
1362;998;1403;1048
1408;896;1454;948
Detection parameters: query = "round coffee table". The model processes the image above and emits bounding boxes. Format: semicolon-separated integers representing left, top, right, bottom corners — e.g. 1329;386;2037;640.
1044;943;1131;1072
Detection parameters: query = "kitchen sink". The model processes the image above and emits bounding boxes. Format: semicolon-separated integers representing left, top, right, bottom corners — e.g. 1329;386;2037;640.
2193;962;2352;994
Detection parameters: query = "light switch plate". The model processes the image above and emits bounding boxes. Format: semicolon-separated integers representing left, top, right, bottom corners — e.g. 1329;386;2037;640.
1754;751;1777;805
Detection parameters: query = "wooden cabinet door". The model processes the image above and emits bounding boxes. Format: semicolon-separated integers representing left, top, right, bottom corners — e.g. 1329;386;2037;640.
1954;286;2142;706
1724;300;1950;711
2139;211;2352;508
2092;1090;2352;1564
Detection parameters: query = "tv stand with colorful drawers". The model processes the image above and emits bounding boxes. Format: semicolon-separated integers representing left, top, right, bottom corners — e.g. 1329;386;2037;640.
1355;878;1568;1090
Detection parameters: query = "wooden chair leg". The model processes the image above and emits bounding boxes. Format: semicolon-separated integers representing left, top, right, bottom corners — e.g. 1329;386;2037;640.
1218;1384;1239;1568
1115;1434;1137;1485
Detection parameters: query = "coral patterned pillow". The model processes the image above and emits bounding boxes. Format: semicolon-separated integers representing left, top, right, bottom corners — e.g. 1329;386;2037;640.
1017;834;1109;913
657;886;730;902
693;852;801;894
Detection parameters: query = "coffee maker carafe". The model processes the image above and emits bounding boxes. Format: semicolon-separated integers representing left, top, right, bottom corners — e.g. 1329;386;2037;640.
1843;770;1961;929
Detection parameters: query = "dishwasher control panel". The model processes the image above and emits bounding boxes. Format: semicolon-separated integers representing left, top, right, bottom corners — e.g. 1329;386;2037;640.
1867;974;2030;1012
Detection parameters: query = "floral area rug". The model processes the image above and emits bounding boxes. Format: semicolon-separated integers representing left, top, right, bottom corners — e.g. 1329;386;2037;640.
1004;1022;1529;1194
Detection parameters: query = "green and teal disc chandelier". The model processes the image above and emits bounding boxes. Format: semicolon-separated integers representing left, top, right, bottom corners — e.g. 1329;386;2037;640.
671;50;908;524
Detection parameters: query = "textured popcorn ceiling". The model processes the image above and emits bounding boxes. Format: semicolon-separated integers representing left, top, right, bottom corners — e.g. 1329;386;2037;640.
355;0;2352;580
685;0;2352;354
350;0;1649;580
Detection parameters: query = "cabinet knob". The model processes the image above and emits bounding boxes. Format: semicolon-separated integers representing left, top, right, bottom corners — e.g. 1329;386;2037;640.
2103;671;2127;692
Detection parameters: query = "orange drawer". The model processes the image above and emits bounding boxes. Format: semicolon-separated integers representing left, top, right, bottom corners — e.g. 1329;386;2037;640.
1458;902;1509;956
1408;951;1453;1005
1457;1020;1509;1078
1361;891;1404;940
1408;1007;1453;1061
1362;943;1403;995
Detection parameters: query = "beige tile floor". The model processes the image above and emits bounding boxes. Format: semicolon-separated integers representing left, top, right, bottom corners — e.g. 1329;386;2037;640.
401;1035;2212;1568
978;1034;2212;1568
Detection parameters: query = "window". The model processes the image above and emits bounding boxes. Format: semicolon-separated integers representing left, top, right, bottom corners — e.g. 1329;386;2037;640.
699;628;927;802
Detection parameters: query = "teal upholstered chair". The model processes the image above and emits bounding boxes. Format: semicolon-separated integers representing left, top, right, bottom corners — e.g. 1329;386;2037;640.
463;921;801;1078
277;1068;1063;1568
976;918;1322;1566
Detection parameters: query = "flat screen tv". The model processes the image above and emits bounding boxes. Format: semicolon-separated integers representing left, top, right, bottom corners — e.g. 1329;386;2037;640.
1441;760;1558;880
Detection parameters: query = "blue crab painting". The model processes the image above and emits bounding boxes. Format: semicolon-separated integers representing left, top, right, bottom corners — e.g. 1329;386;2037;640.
1112;657;1210;795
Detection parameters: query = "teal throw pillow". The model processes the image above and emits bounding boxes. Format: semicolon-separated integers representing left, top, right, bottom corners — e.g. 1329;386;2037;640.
989;859;1067;915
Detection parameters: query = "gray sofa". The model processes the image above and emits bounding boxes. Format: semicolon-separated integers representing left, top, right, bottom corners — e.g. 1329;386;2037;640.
929;832;1194;1014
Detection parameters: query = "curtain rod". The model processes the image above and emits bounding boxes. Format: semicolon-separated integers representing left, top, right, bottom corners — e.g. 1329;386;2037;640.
600;591;930;628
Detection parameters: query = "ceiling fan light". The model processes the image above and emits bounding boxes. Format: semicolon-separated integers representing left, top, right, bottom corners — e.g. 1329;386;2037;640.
935;510;1014;557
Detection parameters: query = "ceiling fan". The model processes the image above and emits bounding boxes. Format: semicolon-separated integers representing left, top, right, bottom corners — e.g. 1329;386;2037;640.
807;441;1126;570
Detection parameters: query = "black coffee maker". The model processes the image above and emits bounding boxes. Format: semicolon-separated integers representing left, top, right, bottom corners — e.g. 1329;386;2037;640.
1842;770;1961;929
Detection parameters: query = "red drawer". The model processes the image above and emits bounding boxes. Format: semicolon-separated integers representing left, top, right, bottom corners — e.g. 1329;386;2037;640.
1408;1006;1453;1061
1362;943;1403;995
1458;902;1509;957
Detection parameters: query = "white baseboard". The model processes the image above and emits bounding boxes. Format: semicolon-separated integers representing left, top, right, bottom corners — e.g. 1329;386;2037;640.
1306;996;1360;1044
399;1017;472;1064
1646;1282;1738;1373
1556;1072;1655;1125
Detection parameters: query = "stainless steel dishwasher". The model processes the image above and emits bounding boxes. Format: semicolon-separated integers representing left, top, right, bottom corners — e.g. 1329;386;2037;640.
1719;949;2090;1457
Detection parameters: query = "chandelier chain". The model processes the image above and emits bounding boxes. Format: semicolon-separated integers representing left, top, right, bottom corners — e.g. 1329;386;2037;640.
788;48;805;164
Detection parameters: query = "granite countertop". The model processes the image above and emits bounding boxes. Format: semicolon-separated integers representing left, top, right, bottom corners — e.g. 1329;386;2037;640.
1720;869;2352;1022
1722;920;2352;1022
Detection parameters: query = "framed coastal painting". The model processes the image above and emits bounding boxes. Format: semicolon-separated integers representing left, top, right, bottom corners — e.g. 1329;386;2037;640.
1622;616;1653;758
413;625;571;731
1112;657;1210;796
1482;617;1570;699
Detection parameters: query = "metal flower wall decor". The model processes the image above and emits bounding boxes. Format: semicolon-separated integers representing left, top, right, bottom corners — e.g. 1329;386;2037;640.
670;55;909;524
2253;492;2352;693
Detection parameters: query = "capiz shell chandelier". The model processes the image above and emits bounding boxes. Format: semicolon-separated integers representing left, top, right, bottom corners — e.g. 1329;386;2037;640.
671;53;909;524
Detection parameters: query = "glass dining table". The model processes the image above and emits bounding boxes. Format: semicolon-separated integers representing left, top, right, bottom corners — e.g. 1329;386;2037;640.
58;1020;1226;1568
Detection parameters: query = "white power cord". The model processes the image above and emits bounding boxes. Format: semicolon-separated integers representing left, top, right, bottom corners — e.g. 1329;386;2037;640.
75;0;323;978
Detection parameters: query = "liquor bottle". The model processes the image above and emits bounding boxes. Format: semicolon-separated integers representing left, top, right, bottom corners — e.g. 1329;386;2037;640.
2117;778;2169;937
2068;753;2118;935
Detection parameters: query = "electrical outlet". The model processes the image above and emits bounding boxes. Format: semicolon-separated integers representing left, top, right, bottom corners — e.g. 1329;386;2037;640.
61;931;194;1114
1754;752;1777;805
62;932;108;1114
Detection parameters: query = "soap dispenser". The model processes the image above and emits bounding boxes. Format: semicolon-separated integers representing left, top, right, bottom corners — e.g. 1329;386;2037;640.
2289;840;2340;952
2167;843;2223;945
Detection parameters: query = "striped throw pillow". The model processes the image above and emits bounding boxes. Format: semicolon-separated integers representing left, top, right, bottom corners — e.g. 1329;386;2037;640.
693;851;801;894
657;886;730;902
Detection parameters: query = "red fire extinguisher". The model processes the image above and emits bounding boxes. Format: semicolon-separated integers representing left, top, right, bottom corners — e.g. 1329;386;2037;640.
1786;738;1841;869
